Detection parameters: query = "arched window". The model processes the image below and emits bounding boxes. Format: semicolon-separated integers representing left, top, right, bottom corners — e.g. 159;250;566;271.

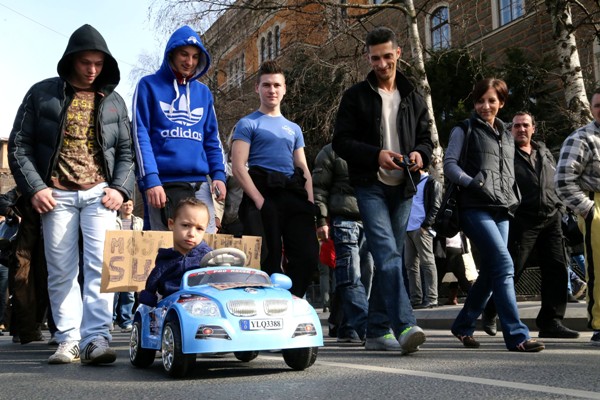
275;26;280;57
430;6;450;50
267;31;273;60
260;37;266;63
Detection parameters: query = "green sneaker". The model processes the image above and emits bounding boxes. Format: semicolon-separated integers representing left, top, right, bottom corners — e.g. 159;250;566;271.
365;333;401;351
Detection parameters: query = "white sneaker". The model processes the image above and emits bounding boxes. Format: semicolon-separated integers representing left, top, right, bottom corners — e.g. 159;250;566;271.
81;337;117;365
399;326;426;354
365;333;401;351
48;341;80;364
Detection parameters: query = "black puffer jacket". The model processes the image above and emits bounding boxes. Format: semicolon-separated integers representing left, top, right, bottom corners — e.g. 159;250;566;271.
332;70;433;196
312;143;360;227
514;140;562;221
8;24;134;200
458;115;520;215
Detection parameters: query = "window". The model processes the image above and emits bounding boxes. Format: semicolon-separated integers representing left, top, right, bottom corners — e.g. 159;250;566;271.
275;26;281;57
227;53;245;87
258;26;281;62
430;6;450;50
267;31;273;60
498;0;524;26
260;37;266;63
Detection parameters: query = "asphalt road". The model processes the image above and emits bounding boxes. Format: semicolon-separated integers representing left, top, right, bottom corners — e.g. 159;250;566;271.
1;328;599;400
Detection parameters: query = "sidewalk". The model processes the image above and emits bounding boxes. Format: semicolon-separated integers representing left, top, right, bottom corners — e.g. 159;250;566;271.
317;300;590;332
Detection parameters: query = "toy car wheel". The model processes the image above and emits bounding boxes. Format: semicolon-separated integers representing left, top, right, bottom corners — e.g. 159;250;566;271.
234;351;259;362
129;321;155;368
282;347;318;370
162;321;196;378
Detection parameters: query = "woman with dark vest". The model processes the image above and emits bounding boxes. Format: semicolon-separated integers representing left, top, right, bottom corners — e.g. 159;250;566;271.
443;78;544;352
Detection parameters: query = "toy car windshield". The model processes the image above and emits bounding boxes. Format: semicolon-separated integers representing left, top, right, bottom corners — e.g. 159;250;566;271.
187;270;270;287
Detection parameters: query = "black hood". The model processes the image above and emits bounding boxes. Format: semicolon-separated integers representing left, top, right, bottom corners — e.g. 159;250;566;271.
57;24;120;93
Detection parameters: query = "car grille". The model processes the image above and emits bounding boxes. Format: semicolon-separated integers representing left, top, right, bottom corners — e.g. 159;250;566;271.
227;300;257;316
264;299;289;315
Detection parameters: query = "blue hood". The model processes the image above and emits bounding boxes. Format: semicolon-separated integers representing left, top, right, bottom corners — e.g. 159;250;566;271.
160;26;210;81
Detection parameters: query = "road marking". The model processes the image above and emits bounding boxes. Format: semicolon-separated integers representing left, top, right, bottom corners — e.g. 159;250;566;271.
261;356;600;399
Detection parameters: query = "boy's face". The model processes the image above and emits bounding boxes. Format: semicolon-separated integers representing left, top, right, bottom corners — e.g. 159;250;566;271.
70;50;105;89
255;73;286;109
168;205;209;255
170;45;200;77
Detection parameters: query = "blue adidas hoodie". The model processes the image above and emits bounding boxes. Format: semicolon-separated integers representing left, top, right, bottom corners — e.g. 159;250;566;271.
132;26;226;190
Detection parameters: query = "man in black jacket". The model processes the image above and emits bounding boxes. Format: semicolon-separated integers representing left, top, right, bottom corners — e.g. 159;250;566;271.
496;111;578;338
8;24;134;365
332;26;433;354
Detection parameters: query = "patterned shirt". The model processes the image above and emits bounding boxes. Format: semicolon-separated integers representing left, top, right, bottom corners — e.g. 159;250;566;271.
554;121;600;216
51;90;106;190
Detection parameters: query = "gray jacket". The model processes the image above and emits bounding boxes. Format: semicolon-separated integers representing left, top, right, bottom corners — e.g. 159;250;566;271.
312;143;361;227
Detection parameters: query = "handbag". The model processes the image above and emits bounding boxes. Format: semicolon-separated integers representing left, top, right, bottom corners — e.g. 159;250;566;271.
433;120;472;238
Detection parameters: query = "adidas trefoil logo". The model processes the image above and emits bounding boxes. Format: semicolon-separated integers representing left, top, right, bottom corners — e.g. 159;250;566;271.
160;94;204;127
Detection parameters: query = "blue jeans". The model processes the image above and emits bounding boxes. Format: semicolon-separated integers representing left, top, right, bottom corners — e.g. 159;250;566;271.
113;292;135;328
452;208;530;349
332;216;374;339
42;183;116;348
355;182;416;339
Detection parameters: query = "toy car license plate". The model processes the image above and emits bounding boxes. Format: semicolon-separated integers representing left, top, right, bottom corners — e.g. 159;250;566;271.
240;318;283;331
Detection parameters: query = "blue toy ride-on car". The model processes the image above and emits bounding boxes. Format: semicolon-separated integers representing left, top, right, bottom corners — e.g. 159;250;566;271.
129;248;323;378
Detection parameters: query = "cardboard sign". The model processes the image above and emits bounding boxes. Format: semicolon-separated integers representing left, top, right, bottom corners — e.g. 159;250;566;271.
101;231;262;293
101;231;173;293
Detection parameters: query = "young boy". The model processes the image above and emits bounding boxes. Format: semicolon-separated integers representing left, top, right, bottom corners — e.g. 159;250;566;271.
138;198;212;307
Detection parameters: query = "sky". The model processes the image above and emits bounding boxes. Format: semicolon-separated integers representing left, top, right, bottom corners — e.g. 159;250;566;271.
0;0;171;139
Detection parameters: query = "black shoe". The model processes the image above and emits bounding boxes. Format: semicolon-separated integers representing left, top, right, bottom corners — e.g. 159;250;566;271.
510;339;545;352
328;325;338;338
538;323;580;339
481;315;497;336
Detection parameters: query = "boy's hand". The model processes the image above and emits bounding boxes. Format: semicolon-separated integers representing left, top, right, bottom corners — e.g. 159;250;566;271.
102;188;124;211
31;187;56;214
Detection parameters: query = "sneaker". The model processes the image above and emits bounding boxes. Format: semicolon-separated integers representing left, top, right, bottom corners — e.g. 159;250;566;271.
591;331;600;347
121;325;133;333
510;339;545;352
48;334;58;346
48;341;80;364
81;337;117;365
538;322;580;339
11;335;19;343
453;333;480;348
567;293;581;303
572;279;587;300
365;333;401;351
337;331;364;344
399;326;426;354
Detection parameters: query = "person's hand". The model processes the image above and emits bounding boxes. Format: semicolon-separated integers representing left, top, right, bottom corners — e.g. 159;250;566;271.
407;151;423;171
146;186;166;208
255;196;265;210
102;188;124;211
31;188;56;214
378;150;404;170
317;225;329;241
215;217;222;231
212;180;226;202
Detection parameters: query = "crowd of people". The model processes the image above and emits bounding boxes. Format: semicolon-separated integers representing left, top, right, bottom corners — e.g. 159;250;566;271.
1;23;598;367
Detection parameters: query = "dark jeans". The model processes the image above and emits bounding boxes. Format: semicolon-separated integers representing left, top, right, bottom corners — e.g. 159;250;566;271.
240;190;318;298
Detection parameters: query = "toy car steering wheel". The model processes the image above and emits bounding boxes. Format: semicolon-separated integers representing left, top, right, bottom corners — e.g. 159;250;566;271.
199;247;247;267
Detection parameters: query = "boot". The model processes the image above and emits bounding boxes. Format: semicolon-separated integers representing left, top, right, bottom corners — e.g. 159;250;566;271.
445;286;459;305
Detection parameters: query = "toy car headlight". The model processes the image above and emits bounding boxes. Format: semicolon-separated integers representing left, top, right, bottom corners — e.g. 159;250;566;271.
178;295;220;317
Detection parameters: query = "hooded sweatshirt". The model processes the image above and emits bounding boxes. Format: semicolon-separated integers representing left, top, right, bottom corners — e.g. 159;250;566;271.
8;24;134;200
132;26;226;190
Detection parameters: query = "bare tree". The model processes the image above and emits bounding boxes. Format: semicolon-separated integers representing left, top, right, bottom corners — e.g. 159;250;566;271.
546;0;593;128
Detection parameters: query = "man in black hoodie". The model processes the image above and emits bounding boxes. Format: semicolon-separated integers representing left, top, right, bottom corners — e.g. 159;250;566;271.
8;25;134;365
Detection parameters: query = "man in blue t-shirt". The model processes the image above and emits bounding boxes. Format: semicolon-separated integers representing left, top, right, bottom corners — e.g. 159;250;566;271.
231;61;318;297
